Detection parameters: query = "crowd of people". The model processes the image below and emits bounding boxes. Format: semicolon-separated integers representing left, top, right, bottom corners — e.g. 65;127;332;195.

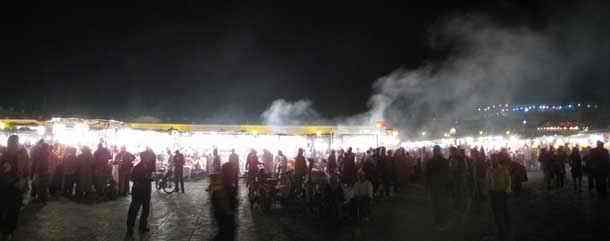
1;133;609;241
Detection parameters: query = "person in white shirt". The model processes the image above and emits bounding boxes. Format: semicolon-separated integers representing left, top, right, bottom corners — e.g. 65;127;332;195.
353;172;373;221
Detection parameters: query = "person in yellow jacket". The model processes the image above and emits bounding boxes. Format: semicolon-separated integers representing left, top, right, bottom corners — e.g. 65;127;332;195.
488;149;512;241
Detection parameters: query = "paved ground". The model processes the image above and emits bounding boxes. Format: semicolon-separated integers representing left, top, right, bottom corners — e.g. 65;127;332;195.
12;172;610;241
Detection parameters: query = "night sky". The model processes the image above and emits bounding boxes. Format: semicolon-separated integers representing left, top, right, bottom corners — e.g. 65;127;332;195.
3;0;606;123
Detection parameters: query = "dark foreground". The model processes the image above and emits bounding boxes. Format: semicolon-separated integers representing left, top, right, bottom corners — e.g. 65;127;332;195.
13;172;610;241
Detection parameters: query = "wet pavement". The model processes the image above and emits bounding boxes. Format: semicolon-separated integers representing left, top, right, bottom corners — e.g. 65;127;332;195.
12;173;610;241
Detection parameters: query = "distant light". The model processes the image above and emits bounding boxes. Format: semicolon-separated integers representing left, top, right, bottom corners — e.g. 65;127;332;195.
522;120;527;125
421;131;427;137
0;122;5;130
449;127;456;135
505;130;511;135
443;133;449;138
479;130;484;135
316;131;322;137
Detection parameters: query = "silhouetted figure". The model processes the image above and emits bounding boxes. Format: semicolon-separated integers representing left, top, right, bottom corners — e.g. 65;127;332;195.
126;148;155;238
327;150;337;175
115;146;135;196
426;145;450;230
228;149;240;187
77;146;94;200
0;135;29;240
93;142;112;195
262;149;274;175
590;141;609;199
569;147;583;192
63;147;78;197
173;150;185;193
342;147;356;185
490;150;512;241
210;163;237;241
31;141;51;204
294;149;307;185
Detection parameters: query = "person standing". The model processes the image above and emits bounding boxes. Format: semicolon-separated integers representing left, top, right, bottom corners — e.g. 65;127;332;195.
77;146;94;200
0;135;29;240
245;150;259;185
93;142;112;196
353;172;374;221
294;149;307;185
342;147;356;186
173;150;185;193
115;147;135;196
589;141;609;199
126;148;156;238
426;145;450;231
262;149;274;175
554;146;568;189
31;141;51;204
275;150;287;176
62;147;78;197
582;147;595;194
489;150;512;241
539;148;553;190
228;149;240;187
212;149;221;174
569;146;583;192
327;150;337;175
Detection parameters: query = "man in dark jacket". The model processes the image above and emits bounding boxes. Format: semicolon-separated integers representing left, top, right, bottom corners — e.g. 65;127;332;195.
342;147;356;185
228;149;240;188
327;150;337;175
31;141;51;204
173;150;185;193
426;145;450;230
93;142;112;196
126;148;156;238
569;146;583;192
590;141;609;199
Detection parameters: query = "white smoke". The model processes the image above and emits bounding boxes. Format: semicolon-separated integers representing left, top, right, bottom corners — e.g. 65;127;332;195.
261;99;322;126
366;15;573;135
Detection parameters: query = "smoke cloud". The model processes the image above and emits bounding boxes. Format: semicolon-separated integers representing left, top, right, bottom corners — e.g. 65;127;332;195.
367;9;609;137
261;2;609;132
261;99;323;126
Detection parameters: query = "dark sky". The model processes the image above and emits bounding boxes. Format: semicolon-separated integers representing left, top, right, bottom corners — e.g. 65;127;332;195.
3;0;600;123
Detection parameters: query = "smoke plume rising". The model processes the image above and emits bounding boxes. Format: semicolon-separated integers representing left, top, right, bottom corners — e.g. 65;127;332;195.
261;99;322;126
261;2;609;133
367;8;609;137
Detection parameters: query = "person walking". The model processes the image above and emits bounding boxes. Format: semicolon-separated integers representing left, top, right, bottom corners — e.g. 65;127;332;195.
589;141;609;199
426;145;451;231
126;148;156;238
569;146;583;192
228;149;240;188
489;150;512;241
173;150;185;193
